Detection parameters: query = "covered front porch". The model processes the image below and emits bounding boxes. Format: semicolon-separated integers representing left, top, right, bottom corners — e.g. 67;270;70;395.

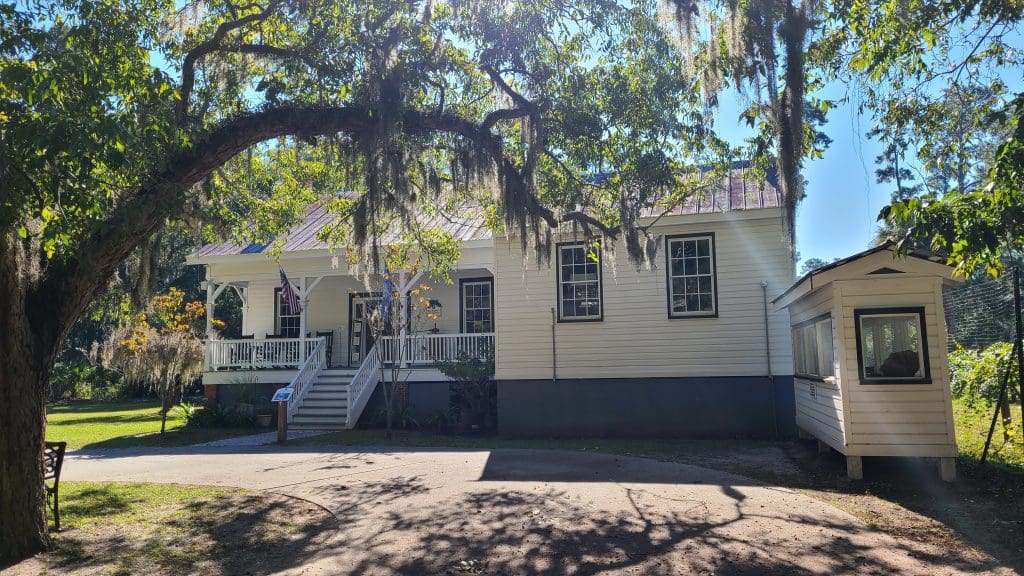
200;262;496;379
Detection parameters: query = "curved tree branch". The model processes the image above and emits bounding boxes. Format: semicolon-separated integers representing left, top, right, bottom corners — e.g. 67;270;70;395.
37;104;616;344
176;2;279;125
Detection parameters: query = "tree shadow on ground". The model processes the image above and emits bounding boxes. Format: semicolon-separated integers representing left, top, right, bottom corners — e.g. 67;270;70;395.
780;440;1023;573
332;483;968;575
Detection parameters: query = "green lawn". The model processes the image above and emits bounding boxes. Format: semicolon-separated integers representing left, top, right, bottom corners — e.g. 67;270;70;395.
46;401;253;449
953;397;1024;469
11;481;334;575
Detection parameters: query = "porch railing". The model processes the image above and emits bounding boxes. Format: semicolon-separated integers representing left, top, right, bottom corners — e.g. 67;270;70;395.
379;332;495;366
206;337;323;371
286;338;326;422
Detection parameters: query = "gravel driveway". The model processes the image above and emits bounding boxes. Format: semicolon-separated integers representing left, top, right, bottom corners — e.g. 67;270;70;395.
63;446;998;575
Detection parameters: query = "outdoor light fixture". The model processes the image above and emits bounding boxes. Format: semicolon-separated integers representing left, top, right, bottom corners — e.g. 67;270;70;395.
428;299;443;332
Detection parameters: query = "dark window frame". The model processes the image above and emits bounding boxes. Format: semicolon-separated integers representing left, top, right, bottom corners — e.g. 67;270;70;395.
459;277;495;334
555;240;604;323
664;232;719;319
791;313;834;382
853;306;932;385
273;287;301;337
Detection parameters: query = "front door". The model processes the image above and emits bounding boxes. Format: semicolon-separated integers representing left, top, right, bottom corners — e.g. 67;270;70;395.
348;293;378;367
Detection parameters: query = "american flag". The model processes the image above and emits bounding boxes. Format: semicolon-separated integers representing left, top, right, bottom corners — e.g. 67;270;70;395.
381;271;395;325
279;267;301;315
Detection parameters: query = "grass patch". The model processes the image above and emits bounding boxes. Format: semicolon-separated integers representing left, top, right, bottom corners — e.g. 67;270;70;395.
47;401;254;449
7;482;335;575
953;397;1024;469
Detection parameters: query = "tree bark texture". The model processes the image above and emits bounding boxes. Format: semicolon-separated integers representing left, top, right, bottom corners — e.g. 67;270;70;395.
0;233;52;562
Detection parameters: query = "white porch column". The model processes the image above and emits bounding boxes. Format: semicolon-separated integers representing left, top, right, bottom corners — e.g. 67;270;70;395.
398;269;408;368
204;279;228;370
299;276;308;362
231;285;249;336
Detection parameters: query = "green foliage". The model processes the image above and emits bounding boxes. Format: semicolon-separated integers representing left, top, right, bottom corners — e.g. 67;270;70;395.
819;0;1024;275
954;397;1024;469
49;361;134;402
949;343;1019;407
435;346;496;434
175;402;201;428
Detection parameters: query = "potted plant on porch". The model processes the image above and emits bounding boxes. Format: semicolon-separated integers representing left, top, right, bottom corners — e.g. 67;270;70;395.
255;396;274;428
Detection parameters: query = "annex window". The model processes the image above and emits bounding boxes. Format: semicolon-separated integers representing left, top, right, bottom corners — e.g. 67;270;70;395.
557;242;602;321
855;308;930;384
791;314;834;379
461;278;494;333
666;234;717;318
274;288;301;338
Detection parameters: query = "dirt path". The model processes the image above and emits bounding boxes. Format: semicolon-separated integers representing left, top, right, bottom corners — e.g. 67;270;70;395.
61;445;1010;575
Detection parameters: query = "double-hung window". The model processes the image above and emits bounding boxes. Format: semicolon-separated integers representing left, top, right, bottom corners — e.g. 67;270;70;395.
557;242;603;321
854;307;930;384
666;234;717;318
461;278;494;333
274;288;301;337
792;314;834;379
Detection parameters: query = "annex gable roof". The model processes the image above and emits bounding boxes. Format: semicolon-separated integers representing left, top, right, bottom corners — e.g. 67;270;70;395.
773;242;962;311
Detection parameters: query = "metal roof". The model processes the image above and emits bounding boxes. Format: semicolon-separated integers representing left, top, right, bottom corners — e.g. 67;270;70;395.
192;164;780;259
192;203;491;258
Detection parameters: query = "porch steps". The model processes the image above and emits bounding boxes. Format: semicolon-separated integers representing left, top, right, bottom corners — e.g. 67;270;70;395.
289;370;357;430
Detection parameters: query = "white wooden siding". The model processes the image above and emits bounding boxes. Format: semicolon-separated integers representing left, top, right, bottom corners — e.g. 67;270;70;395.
835;277;957;457
786;283;846;448
494;211;794;380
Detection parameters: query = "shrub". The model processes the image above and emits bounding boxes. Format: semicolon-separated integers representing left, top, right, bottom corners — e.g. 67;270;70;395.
949;342;1019;407
435;345;496;434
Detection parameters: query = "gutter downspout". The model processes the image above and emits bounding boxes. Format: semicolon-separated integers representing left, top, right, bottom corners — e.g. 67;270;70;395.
762;280;778;438
551;307;558;382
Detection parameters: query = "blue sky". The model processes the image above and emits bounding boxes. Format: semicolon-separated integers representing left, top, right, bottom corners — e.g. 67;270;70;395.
714;90;888;270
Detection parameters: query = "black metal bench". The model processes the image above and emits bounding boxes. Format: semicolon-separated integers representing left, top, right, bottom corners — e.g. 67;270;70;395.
43;441;67;531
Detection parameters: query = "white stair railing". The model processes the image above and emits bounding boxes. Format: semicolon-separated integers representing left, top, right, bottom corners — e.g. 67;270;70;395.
286;337;326;422
346;344;381;429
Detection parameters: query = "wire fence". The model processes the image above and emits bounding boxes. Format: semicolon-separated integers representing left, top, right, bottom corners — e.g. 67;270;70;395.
943;275;1017;352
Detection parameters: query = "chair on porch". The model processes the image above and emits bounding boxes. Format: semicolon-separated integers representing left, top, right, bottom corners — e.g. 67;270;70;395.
226;334;255;368
311;331;334;367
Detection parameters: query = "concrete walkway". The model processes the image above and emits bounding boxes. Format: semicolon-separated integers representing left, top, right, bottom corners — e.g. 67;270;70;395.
64;446;998;575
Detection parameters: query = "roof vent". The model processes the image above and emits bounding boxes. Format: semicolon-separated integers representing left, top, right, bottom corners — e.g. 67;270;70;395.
867;267;903;275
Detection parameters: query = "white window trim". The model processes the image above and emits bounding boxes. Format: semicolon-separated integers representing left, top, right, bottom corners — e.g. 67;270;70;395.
275;287;301;337
556;242;603;322
666;234;717;318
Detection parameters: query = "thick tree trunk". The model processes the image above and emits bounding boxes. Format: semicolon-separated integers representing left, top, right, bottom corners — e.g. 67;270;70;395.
0;234;52;562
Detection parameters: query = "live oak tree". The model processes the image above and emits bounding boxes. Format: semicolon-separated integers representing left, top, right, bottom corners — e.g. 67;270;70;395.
0;0;725;559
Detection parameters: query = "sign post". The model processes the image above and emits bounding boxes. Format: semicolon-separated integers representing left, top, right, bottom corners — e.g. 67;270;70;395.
272;387;294;444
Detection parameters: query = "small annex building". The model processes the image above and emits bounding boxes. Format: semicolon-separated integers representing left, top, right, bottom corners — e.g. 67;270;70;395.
773;243;963;481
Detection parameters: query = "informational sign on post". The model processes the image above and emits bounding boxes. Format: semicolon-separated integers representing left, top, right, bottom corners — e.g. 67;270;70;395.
271;387;294;403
